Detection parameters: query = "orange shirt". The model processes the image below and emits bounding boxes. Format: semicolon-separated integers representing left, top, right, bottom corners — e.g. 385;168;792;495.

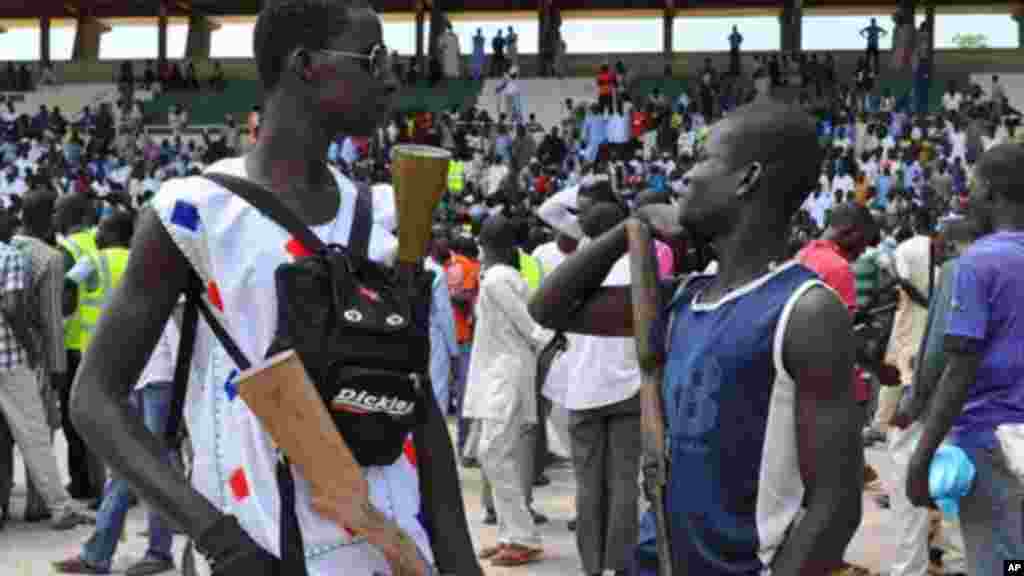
854;181;869;206
444;253;480;343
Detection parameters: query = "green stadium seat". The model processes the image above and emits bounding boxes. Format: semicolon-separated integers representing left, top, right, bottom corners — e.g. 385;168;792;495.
144;79;484;125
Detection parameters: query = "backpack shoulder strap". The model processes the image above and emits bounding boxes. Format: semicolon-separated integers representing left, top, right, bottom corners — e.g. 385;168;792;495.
349;182;373;260
166;268;253;446
166;272;201;447
201;172;325;254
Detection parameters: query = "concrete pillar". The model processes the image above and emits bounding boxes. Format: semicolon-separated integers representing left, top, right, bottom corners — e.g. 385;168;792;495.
415;0;425;81
779;0;802;53
924;2;935;66
538;0;547;71
72;16;107;62
1013;8;1024;48
40;17;51;65
897;0;915;27
428;0;444;68
663;0;674;62
158;2;168;63
186;14;218;61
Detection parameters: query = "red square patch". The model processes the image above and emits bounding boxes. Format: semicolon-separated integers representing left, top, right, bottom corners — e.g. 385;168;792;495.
286;238;313;259
403;438;417;468
229;468;250;502
207;281;224;312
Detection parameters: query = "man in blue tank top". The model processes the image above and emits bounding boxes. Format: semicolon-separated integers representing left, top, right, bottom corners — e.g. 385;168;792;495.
530;98;864;575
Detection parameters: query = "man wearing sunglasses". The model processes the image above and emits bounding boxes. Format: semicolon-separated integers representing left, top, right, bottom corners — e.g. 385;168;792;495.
67;1;480;575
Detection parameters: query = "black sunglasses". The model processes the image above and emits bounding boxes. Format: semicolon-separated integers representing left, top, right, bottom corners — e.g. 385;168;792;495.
319;43;391;79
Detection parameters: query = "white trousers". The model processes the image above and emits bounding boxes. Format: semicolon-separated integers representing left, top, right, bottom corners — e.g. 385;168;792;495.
477;416;540;549
0;365;74;517
886;422;966;575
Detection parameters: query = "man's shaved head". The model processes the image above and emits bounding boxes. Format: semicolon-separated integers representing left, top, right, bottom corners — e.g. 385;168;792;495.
722;99;824;216
254;0;368;93
976;143;1024;205
678;98;824;238
54;192;94;234
828;202;878;258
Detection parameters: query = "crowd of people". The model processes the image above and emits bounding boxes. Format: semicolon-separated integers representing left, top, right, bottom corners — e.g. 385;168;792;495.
0;3;1021;575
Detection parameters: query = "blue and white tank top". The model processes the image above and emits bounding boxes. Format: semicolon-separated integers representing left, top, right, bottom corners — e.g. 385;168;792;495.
662;261;830;575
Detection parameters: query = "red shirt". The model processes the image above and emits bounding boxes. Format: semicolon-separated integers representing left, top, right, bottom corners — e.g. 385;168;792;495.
631;111;649;138
796;240;856;314
795;239;870;403
534;174;550;196
597;71;615;96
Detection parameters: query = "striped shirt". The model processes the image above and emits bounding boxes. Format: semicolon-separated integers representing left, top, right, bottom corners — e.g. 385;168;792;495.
853;239;898;309
0;242;29;371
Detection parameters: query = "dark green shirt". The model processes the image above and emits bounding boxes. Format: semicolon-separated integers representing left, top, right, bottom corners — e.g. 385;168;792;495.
902;259;957;422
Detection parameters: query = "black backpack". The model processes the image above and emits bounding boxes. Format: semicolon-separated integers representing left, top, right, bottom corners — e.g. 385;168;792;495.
166;172;433;574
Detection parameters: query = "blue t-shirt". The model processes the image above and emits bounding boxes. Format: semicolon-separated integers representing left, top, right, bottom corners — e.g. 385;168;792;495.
946;231;1024;451
865;25;883;48
874;175;891;208
648;173;667;194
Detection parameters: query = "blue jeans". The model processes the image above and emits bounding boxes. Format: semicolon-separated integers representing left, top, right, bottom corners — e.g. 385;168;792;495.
454;342;473;454
81;383;175;570
958;443;1024;576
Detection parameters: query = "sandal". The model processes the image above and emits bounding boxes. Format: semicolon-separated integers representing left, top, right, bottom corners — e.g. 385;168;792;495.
478;544;504;559
490;544;542;567
125;555;176;576
52;557;110;574
833;562;876;576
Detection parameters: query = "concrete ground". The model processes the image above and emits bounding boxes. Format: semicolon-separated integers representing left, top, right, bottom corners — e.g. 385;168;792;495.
0;430;901;576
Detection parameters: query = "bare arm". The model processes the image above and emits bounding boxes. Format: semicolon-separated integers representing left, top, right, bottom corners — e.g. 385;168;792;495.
771;286;863;575
528;219;634;337
906;341;979;507
69;209;223;536
60;246;77;317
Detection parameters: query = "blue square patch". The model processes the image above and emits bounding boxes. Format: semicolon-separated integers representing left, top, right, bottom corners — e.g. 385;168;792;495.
224;369;240;401
170;200;200;232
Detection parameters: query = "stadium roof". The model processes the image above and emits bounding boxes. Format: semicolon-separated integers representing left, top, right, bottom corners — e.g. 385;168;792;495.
0;0;1017;20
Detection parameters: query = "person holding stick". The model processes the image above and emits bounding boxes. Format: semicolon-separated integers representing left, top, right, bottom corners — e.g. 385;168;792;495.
529;99;864;575
67;1;480;575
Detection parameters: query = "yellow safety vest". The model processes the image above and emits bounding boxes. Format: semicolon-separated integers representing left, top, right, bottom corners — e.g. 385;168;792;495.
79;247;130;351
518;250;543;294
58;229;98;351
448;160;465;193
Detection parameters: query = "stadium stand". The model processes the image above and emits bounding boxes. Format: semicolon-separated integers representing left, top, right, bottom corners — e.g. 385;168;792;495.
479;77;597;131
0;84;122;120
144;78;484;125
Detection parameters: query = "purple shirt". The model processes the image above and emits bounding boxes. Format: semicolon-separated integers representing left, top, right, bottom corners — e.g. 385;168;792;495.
946;231;1024;450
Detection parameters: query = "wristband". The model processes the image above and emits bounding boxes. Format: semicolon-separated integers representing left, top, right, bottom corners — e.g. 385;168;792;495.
196;515;274;573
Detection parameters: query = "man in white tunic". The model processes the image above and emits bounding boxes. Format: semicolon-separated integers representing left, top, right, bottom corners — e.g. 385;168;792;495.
463;215;551;567
67;1;481;575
